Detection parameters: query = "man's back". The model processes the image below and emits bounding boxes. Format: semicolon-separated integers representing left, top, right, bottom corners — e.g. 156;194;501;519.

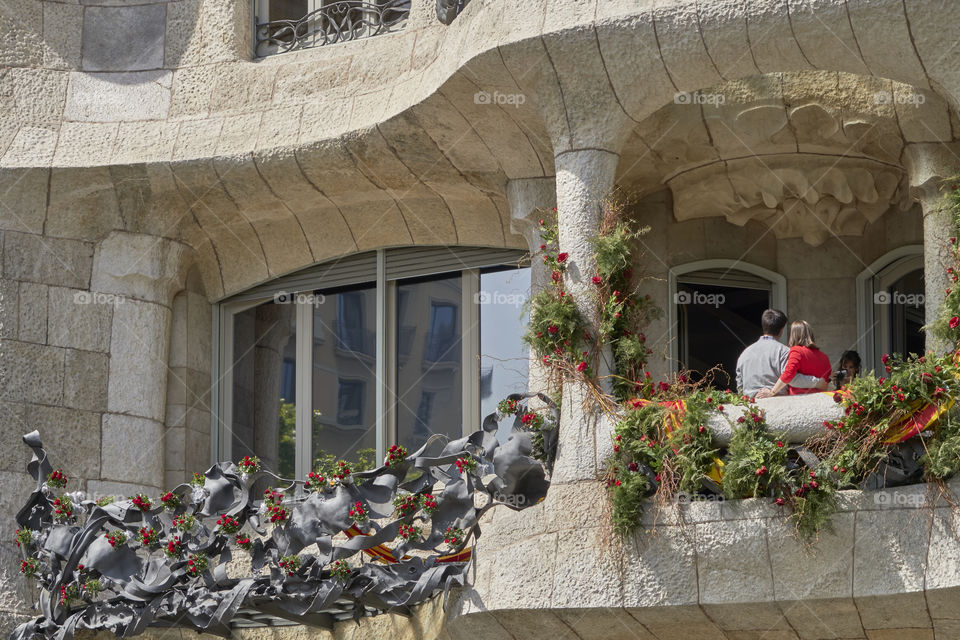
736;336;788;397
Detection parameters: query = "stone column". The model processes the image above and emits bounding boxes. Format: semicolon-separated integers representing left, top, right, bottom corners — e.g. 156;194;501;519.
551;148;620;484
904;143;960;354
507;177;557;398
89;232;190;498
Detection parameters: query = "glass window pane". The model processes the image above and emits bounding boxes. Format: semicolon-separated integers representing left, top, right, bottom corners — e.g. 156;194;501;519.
479;268;531;442
230;300;297;480
887;268;925;357
268;0;308;21
311;285;378;473
396;275;462;450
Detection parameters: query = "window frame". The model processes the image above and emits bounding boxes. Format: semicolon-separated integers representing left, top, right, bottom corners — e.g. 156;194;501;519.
211;247;526;476
855;245;924;372
667;259;787;374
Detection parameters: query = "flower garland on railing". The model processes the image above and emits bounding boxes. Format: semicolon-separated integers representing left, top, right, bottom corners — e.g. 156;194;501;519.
12;394;560;640
605;179;960;537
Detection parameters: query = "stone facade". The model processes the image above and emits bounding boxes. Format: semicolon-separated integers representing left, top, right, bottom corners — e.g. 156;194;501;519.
3;0;960;638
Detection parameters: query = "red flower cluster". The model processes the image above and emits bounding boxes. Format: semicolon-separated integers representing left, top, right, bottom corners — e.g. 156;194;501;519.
52;496;72;520
105;531;127;548
304;471;325;491
278;555;301;577
20;559;39;577
332;460;351;480
443;526;465;546
385;444;408;467
165;536;183;558
394;494;420;518
348;501;368;523
421;493;438;514
267;505;288;524
47;469;67;489
186;553;207;576
131;494;152;511
329;559;351;581
159;492;179;510
137;527;158;546
396;523;420;541
234;534;253;550
216;515;240;534
237;455;261;474
454;456;476;475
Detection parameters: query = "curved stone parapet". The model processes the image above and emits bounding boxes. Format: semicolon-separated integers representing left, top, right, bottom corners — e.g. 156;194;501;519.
707;393;844;446
449;477;960;639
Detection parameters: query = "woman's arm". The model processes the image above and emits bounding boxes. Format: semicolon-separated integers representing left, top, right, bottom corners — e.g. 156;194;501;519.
779;347;802;384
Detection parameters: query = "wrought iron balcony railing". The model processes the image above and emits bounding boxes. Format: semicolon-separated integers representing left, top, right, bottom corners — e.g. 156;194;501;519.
255;0;411;57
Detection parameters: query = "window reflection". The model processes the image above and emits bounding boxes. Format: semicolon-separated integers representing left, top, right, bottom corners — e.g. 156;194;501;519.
396;275;462;450
231;301;297;479
313;285;377;470
479;268;530;442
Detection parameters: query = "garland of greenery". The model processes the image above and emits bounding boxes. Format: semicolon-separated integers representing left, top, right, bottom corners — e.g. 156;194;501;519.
526;185;960;538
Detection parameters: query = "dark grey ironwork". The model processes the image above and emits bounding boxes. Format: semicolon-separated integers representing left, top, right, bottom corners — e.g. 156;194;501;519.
11;393;557;640
255;1;410;56
436;0;471;25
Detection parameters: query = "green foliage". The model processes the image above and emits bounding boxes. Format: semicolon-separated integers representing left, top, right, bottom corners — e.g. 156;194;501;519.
926;180;960;344
922;411;960;479
608;469;651;536
278;399;375;480
524;288;586;363
721;416;790;500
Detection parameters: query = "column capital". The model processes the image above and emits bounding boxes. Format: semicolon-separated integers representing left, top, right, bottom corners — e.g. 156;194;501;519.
904;142;960;210
91;231;194;306
507;176;557;245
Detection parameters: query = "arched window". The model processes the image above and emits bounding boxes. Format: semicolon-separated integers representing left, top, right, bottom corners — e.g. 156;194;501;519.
856;246;924;372
668;260;787;388
212;247;530;477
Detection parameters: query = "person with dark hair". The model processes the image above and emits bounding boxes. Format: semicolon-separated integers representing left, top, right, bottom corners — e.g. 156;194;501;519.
832;350;861;388
736;310;827;399
760;320;832;397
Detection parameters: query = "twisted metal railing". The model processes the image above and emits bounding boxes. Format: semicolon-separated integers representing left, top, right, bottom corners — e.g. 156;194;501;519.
10;393;557;640
435;0;471;25
255;1;410;56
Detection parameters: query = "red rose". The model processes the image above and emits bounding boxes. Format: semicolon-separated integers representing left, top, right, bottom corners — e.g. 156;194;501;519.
547;325;558;334
576;361;587;372
556;253;568;263
591;276;603;285
881;353;889;364
658;382;669;392
950;316;960;329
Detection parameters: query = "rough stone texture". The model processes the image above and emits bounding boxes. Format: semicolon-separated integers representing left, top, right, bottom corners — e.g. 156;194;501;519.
64;71;173;122
1;1;960;638
100;413;165;484
106;299;171;421
82;4;167;72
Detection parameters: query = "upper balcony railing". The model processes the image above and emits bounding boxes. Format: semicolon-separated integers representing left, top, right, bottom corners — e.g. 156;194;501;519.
255;0;412;57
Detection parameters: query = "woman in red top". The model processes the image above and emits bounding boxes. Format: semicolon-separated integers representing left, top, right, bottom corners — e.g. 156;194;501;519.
766;320;832;396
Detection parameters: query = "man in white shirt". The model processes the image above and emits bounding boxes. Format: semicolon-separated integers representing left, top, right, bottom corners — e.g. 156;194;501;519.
736;309;827;398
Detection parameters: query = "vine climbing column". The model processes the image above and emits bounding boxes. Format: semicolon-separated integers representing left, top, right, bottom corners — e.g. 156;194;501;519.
905;142;960;354
551;148;620;483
